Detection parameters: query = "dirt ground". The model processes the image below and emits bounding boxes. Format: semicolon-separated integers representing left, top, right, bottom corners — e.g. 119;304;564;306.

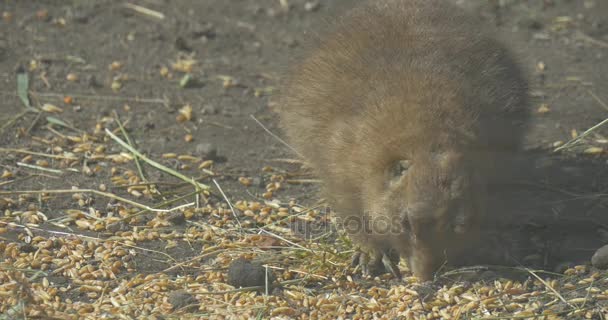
1;0;608;319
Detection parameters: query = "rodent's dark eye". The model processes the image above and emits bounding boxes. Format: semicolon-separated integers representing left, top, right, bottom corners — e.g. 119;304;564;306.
389;160;410;180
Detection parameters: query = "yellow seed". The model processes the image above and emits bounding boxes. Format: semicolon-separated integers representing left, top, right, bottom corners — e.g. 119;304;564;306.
109;61;122;71
238;177;252;186
536;104;550;114
41;103;63;113
1;170;13;179
66;73;78;82
199;160;213;169
111;81;122;91
584;147;603;155
160;66;170;77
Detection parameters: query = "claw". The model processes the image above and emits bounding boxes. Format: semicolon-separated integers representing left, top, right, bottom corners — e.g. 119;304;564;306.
350;251;361;268
382;253;402;279
351;250;402;279
359;251;370;277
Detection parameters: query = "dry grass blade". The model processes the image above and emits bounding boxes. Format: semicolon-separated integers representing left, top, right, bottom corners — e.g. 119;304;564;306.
105;128;210;191
554;117;608;152
212;179;242;230
250;114;303;158
526;268;573;308
21;91;168;104
258;229;313;253
589;90;608;112
2;221;177;261
162;248;228;273
113;111;150;185
117;189;200;222
576;31;608;49
123;3;165;20
0;188;192;212
16;162;63;174
0;148;78;160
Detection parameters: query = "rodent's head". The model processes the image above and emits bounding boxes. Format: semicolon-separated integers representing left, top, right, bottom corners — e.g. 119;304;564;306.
368;150;483;281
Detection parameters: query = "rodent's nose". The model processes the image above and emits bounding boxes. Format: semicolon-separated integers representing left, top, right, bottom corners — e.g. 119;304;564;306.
408;252;440;281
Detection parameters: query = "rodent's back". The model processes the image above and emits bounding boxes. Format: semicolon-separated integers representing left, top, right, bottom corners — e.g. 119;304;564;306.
278;0;528;175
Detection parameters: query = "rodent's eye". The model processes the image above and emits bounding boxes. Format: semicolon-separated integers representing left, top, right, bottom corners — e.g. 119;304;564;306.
388;160;410;182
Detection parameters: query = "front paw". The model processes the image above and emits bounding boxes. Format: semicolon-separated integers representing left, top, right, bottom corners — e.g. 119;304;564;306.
351;250;401;279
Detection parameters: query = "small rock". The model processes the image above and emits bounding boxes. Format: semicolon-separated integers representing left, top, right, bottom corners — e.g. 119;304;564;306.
190;22;216;39
201;104;218;115
168;290;197;311
167;211;186;225
227;257;275;291
304;1;320;12
591;244;608;269
195;142;218;160
598;228;608;242
252;176;263;188
86;74;101;88
106;221;129;233
72;9;92;24
518;17;543;30
175;36;192;52
20;244;37;253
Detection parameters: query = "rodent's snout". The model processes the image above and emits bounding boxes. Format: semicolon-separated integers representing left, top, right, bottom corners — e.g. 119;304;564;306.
407;247;445;282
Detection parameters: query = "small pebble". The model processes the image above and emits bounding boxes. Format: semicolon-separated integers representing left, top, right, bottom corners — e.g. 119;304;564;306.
304;1;320;12
168;290;197;311
591;244;608;269
201;104;218;115
227;257;275;291
167;211;186;225
106;221;129;233
195;142;218;160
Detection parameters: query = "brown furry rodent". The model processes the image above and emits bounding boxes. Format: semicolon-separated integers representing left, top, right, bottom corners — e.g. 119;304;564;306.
276;0;529;281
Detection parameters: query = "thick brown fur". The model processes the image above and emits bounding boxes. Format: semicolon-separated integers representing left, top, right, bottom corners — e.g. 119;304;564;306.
276;0;529;281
